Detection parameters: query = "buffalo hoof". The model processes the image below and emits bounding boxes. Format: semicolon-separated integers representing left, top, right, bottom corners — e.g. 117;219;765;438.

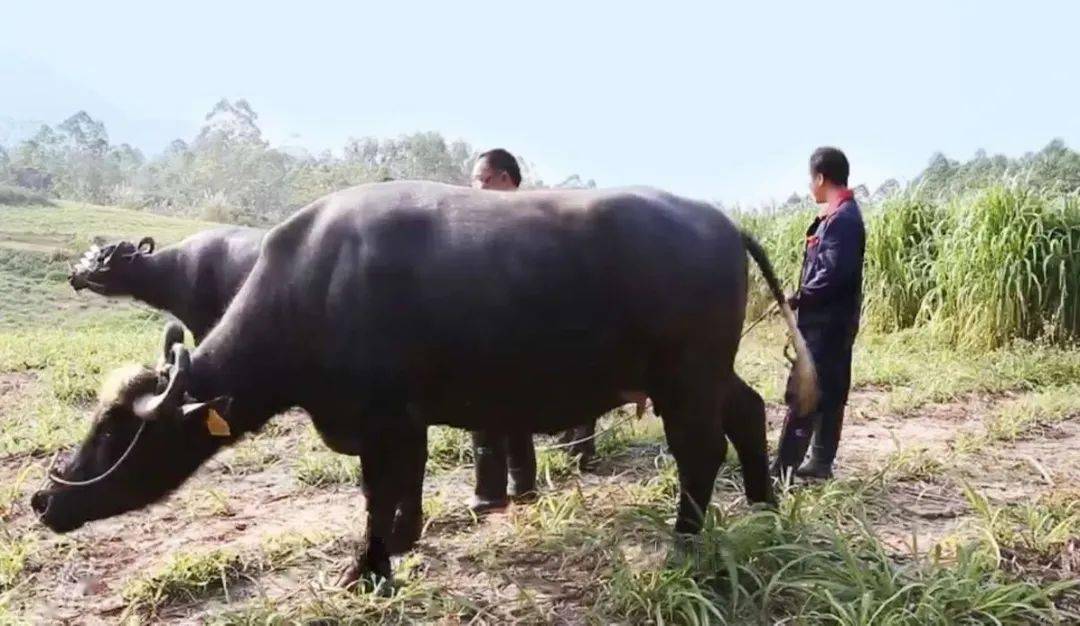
507;479;537;502
795;458;834;480
337;554;394;595
467;494;509;514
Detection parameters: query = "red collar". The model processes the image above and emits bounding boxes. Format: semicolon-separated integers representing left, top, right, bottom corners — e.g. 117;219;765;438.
818;188;854;218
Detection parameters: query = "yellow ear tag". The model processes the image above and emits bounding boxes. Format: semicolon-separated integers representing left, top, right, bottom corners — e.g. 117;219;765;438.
205;408;231;437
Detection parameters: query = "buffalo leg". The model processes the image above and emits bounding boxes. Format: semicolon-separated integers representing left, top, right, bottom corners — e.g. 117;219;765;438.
339;428;412;590
390;428;427;554
506;433;537;500
722;376;774;505
658;372;726;535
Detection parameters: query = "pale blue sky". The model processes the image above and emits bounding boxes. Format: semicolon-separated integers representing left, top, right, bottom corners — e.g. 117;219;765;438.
3;0;1078;204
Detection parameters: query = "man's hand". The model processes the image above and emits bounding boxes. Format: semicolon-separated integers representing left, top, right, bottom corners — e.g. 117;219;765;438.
786;293;800;311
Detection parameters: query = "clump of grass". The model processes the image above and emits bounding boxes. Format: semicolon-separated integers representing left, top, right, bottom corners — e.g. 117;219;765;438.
0;463;38;522
212;570;475;625
955;384;1080;452
122;533;333;616
0;533;35;591
295;450;360;487
863;194;943;332
535;448;579;487
601;493;1075;624
985;384;1080;442
182;489;236;519
925;185;1080;349
0;185;53;207
293;427;360;487
967;486;1080;567
881;447;948;482
426;426;472;473
123;548;251;611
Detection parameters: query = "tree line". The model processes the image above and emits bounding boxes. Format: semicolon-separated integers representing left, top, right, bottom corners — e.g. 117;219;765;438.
0;99;595;225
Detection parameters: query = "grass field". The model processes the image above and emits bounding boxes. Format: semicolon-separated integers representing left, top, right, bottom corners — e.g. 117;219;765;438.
1;200;1078;624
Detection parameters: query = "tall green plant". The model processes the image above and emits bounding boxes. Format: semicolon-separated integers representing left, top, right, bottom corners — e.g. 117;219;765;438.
863;195;942;332
924;185;1080;349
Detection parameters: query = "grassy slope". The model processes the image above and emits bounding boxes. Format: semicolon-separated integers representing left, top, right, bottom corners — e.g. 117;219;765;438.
0;202;1078;623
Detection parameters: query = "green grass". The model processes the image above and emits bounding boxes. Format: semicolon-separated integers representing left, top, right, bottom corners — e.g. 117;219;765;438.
599;491;1075;624
123;548;252;612
0;532;35;592
741;182;1080;349
955;384;1080;452
2;195;1079;622
123;532;334;615
0;185;52;207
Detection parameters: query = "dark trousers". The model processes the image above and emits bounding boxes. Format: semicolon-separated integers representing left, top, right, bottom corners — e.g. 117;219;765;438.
471;431;536;502
776;319;858;470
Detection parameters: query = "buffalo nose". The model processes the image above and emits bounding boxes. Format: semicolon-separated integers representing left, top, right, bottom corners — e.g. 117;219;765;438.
30;491;50;516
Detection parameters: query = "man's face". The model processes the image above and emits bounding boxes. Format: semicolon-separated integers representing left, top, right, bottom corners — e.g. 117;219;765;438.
471;157;517;191
809;172;828;204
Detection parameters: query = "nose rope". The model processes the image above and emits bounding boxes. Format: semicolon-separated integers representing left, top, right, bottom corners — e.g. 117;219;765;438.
46;421;148;488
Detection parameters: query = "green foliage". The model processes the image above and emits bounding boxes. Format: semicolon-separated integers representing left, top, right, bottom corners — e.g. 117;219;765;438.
862;194;942;332
0;184;52;206
601;493;1075;625
0;101;571;226
923;185;1080;348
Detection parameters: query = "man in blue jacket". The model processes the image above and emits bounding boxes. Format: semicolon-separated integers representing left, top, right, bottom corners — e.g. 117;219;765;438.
773;147;865;480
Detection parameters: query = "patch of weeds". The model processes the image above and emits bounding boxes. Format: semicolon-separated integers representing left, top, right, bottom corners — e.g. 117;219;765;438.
985;384;1080;442
955;384;1080;453
211;557;476;625
0;532;35;591
881;447;948;482
426;426;472;473
0;462;40;522
123;548;253;612
0;385;84;456
218;437;281;476
535;448;579;487
182;489;236;519
599;489;1075;624
295;450;360;487
967;486;1080;580
259;531;337;570
293;427;359;487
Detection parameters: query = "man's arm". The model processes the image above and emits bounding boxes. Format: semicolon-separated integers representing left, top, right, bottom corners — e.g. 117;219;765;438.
797;214;863;308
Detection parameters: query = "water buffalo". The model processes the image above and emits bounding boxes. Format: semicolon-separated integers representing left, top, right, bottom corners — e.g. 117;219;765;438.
68;227;264;342
32;181;816;587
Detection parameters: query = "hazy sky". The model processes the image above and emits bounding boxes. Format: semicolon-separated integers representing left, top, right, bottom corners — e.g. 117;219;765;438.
3;1;1078;204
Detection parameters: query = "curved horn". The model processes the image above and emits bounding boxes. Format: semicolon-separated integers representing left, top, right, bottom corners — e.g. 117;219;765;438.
160;322;186;366
137;237;155;254
136;345;190;420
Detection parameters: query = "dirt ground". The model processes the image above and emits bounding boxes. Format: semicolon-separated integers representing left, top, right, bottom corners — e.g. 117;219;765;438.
2;384;1078;624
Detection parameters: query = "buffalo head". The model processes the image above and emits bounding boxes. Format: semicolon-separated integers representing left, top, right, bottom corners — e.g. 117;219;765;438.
31;322;233;533
69;237;155;295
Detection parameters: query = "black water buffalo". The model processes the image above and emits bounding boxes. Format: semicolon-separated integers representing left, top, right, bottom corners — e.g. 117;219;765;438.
68;227;264;342
32;181;816;587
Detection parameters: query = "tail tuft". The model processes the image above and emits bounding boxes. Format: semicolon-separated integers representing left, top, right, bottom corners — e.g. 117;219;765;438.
742;232;819;416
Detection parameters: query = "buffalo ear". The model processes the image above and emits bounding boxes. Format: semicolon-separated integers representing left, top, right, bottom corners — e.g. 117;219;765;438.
137;237;155;255
181;397;234;438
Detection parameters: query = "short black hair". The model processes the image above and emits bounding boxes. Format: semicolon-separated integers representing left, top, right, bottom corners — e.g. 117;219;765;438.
810;147;849;187
478;148;522;187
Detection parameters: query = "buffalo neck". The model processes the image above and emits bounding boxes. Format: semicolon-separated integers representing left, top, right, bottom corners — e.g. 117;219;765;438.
127;249;185;316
